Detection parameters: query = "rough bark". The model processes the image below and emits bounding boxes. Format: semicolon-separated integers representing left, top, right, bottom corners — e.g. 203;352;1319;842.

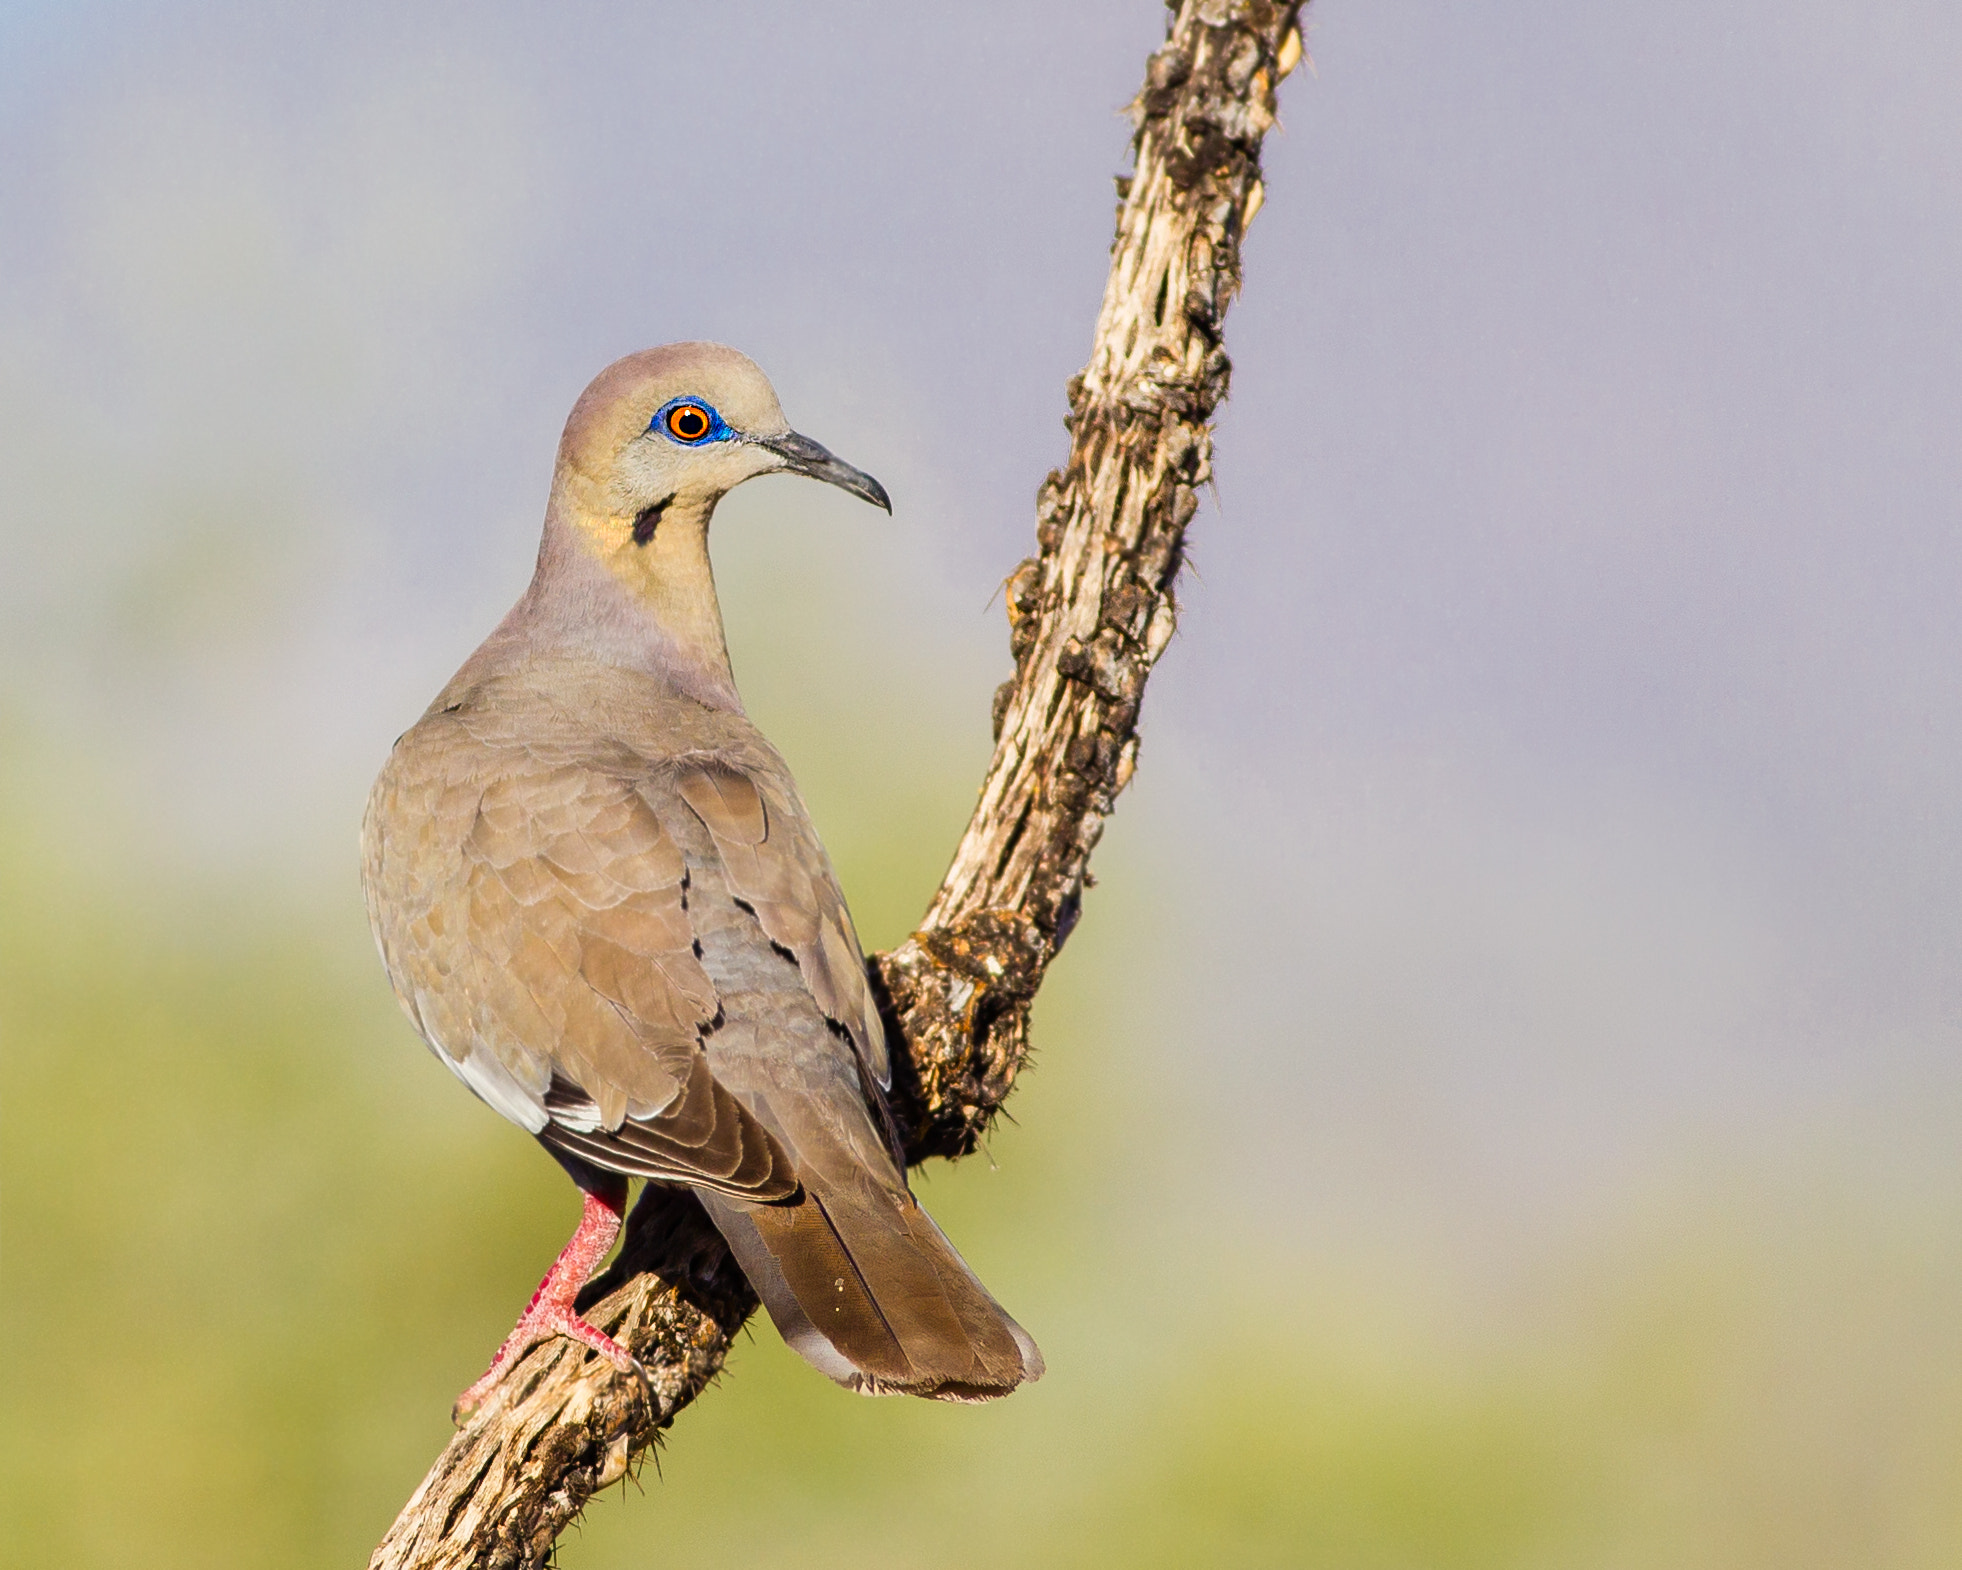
370;4;1307;1565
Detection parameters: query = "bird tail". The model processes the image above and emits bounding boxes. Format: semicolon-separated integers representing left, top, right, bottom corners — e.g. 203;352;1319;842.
700;1178;1043;1402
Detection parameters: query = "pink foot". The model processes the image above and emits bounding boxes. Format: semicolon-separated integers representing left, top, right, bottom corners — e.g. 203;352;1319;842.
452;1182;651;1424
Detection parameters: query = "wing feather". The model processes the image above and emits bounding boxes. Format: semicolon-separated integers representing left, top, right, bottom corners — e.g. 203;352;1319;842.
369;749;796;1202
676;762;890;1087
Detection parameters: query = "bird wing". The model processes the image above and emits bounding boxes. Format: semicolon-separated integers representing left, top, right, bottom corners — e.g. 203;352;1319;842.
364;690;1039;1400
367;744;794;1201
674;761;890;1087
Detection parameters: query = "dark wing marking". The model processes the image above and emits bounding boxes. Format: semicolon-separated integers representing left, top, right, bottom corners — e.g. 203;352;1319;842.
676;762;890;1086
376;754;795;1201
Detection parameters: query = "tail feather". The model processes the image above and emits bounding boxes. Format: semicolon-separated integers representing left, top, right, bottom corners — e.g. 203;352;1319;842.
701;1178;1042;1401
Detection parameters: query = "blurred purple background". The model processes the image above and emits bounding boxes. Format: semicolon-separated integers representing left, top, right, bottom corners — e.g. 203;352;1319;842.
5;3;1961;1564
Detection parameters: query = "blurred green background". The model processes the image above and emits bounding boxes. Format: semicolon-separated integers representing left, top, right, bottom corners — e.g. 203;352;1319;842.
7;1;1962;1565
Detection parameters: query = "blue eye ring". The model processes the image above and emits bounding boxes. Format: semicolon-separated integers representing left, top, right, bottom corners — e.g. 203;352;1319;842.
653;397;733;445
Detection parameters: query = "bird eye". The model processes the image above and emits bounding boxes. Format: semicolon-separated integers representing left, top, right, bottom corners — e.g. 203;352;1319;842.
665;403;714;443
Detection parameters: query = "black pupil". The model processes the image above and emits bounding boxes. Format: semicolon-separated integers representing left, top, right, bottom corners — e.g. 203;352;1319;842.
675;408;706;438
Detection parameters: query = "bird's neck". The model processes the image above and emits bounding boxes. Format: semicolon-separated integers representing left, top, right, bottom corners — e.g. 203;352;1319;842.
475;476;744;713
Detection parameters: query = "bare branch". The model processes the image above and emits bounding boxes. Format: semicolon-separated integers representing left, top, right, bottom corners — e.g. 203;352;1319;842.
883;0;1305;1160
371;5;1307;1564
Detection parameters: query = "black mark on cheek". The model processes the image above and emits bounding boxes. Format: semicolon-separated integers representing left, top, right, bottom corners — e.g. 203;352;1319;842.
632;495;672;546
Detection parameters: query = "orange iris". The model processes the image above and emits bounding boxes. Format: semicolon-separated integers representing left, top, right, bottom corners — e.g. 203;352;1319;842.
666;404;711;441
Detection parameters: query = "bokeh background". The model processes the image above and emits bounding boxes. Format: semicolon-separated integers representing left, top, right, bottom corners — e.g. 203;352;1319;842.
5;1;1962;1564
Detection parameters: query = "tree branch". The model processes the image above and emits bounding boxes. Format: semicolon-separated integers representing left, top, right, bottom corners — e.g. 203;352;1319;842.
370;5;1307;1564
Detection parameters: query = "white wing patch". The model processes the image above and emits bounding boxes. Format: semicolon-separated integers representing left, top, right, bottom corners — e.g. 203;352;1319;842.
413;987;550;1133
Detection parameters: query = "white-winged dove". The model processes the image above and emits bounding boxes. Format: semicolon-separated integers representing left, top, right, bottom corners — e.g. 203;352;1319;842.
362;344;1041;1418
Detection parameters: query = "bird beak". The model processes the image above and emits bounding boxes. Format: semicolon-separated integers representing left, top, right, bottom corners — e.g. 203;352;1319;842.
755;431;892;513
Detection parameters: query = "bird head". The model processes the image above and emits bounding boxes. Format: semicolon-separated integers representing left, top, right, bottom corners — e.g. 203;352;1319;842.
553;342;890;548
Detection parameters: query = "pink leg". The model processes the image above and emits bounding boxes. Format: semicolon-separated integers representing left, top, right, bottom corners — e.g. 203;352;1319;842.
452;1181;649;1423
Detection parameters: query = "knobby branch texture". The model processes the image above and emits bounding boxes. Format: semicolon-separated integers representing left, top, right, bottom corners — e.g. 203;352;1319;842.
371;4;1307;1565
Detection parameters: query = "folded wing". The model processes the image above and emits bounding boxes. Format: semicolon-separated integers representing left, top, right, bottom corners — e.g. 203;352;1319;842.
368;751;795;1203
